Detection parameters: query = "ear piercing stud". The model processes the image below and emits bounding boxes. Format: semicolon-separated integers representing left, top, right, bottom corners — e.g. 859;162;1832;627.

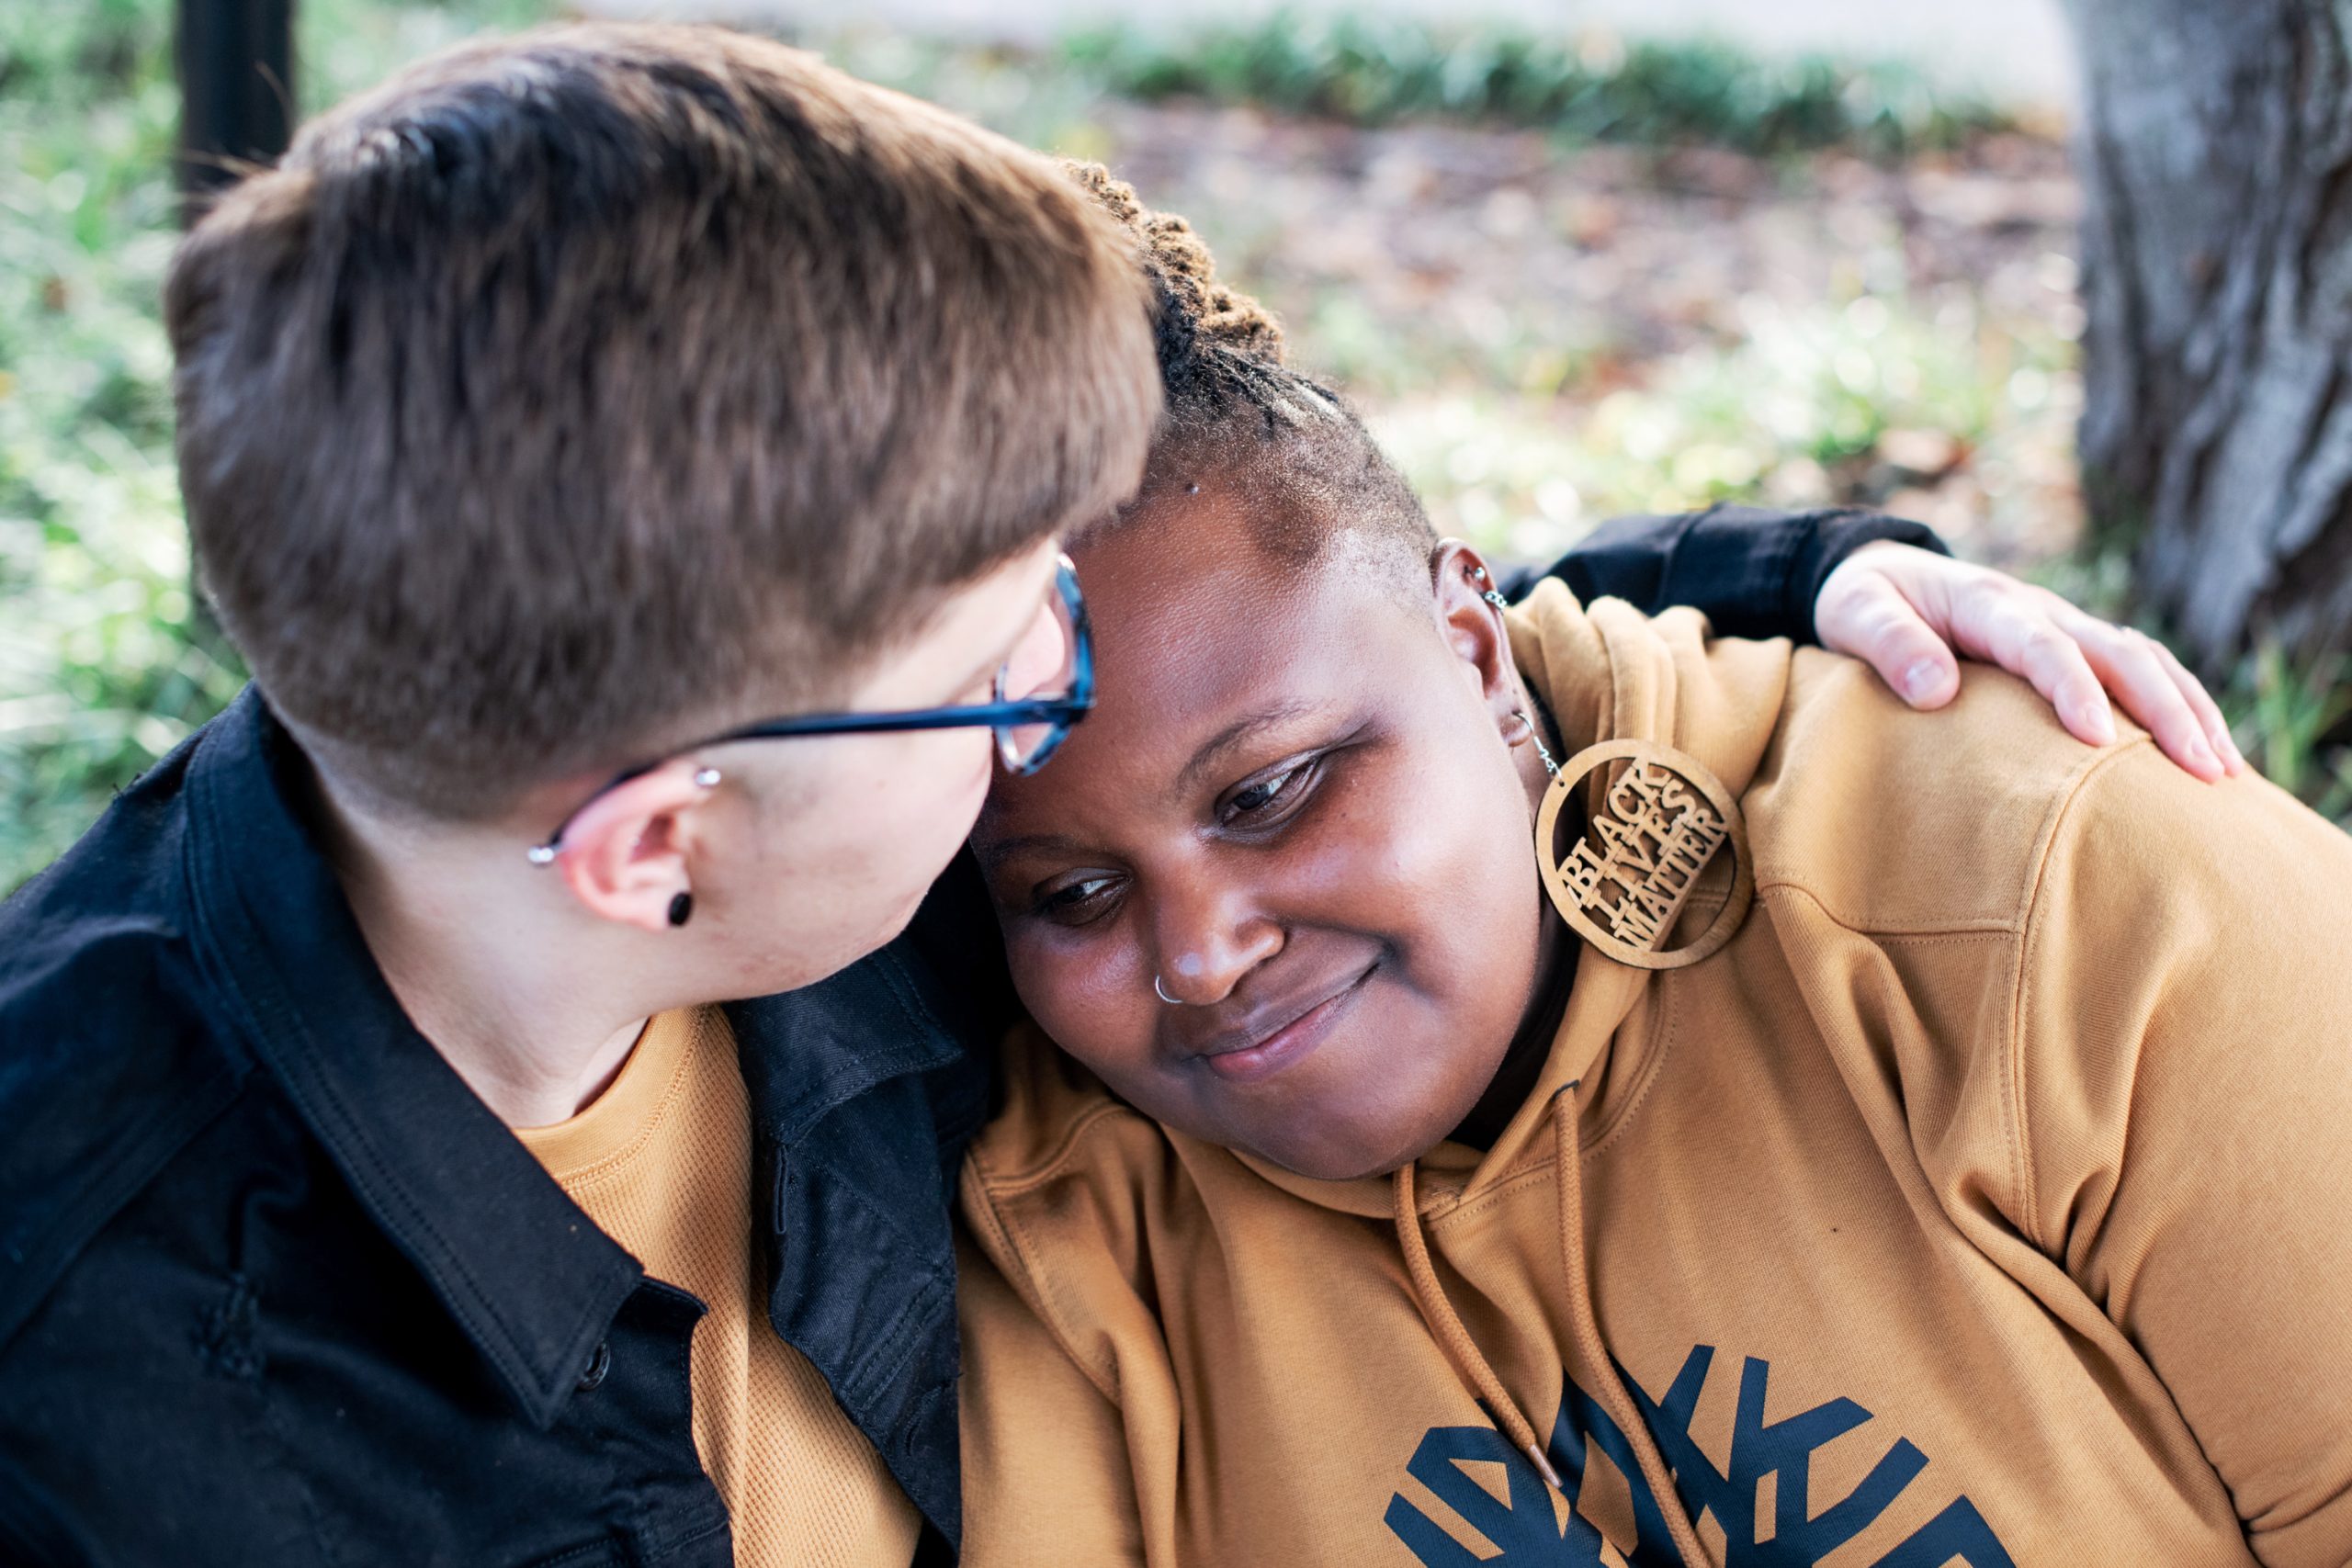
667;771;720;928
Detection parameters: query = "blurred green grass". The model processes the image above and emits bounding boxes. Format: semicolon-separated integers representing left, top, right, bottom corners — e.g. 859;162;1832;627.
1060;14;2006;158
2;1;2341;892
1;0;548;891
1;0;234;892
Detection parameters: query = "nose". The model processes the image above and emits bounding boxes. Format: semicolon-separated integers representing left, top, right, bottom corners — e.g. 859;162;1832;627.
1148;870;1283;1007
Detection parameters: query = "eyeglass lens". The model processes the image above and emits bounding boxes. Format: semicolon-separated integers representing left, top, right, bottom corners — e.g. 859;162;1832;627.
993;577;1080;770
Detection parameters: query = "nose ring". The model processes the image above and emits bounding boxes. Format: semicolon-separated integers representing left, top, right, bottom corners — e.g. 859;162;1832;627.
1153;975;1180;1005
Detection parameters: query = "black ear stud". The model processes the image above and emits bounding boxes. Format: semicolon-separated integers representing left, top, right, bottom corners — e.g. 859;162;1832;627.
667;892;693;929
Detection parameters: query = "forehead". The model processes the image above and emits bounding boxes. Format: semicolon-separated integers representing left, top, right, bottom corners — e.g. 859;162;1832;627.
987;501;1411;823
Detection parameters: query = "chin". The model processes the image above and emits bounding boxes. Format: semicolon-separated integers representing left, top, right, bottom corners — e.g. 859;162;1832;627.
1249;1110;1456;1184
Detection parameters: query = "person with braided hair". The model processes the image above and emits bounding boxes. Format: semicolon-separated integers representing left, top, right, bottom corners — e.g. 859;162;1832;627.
951;171;2352;1567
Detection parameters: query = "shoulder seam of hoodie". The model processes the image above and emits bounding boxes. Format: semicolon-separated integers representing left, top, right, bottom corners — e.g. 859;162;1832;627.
1750;882;2027;936
1747;732;2148;1256
1747;728;2154;938
2006;736;2154;1258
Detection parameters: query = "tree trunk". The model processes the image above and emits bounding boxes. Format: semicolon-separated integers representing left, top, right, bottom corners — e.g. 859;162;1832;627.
2067;0;2352;669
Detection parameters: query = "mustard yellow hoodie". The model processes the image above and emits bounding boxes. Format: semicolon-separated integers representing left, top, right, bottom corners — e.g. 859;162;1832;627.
956;584;2352;1568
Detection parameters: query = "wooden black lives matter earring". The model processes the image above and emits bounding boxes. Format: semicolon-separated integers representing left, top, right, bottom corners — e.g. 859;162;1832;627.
1533;739;1753;970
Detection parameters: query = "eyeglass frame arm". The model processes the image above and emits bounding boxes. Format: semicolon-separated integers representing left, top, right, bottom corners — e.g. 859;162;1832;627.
526;561;1094;863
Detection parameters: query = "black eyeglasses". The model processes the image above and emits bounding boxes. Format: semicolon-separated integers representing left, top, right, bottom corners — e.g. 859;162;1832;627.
527;557;1093;864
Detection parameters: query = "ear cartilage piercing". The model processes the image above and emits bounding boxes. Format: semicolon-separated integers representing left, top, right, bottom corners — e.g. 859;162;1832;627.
694;768;721;788
1154;975;1181;1005
667;892;694;928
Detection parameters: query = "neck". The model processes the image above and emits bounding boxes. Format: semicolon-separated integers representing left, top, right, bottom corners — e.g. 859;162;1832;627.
1448;694;1578;1150
313;779;673;1129
1448;915;1572;1149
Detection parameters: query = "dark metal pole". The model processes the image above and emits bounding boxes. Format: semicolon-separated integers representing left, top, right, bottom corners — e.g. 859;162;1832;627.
175;0;295;220
175;0;293;649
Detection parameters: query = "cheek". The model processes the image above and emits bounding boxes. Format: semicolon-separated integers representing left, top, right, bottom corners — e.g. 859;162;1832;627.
1304;728;1546;1134
842;728;997;867
749;729;995;912
1006;925;1162;1091
1313;733;1539;973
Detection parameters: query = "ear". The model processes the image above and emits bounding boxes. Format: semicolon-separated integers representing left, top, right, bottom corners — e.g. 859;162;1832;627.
549;758;720;934
1429;540;1521;718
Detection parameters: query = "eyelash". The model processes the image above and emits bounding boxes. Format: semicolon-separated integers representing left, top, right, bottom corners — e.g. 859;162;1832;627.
1219;755;1321;827
1033;874;1121;923
1025;753;1330;926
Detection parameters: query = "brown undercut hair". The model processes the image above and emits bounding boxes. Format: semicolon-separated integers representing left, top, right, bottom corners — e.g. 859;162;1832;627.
1065;164;1435;585
165;24;1159;818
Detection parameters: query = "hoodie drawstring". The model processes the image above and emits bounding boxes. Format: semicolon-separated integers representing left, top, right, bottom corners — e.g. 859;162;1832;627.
1393;1156;1565;1489
1392;1085;1709;1565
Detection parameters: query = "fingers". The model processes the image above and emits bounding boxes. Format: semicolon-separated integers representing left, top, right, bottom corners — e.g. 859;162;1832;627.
1814;544;2239;783
2056;610;2240;778
1995;609;2118;750
1815;558;1962;709
2153;636;2246;773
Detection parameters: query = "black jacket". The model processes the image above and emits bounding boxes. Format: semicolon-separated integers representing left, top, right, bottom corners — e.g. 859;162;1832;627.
0;507;1940;1566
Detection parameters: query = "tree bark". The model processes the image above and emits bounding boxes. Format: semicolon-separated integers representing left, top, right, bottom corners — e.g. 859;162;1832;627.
2067;0;2352;668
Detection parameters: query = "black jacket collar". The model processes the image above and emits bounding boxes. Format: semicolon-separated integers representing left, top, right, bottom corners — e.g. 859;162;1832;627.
175;689;993;1546
182;689;646;1428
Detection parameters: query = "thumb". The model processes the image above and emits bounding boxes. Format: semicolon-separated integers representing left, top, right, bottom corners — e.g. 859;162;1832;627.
1822;577;1962;709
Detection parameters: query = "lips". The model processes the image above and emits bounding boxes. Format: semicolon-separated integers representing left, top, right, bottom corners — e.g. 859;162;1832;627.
1191;963;1376;1084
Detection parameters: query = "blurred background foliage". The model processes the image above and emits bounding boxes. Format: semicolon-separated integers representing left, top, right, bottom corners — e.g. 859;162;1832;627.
1060;17;1999;156
2;0;2343;892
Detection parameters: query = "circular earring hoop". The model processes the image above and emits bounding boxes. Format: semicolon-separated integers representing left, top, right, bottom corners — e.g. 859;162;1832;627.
1506;709;1560;776
1153;975;1181;1005
1533;739;1751;971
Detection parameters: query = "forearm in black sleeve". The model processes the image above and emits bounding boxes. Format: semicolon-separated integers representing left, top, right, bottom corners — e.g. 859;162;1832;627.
1503;503;1951;643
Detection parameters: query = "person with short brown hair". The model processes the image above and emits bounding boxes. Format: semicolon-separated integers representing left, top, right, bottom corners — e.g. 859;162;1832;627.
0;28;2233;1568
5;28;1159;1565
167;24;1157;822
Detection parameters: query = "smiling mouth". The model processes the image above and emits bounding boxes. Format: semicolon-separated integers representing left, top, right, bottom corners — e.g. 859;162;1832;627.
1194;964;1377;1084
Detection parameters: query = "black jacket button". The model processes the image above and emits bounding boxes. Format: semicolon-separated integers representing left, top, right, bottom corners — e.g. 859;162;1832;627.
576;1341;610;1393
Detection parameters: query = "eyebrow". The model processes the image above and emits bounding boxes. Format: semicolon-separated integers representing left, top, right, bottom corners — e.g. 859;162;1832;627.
973;829;1088;875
